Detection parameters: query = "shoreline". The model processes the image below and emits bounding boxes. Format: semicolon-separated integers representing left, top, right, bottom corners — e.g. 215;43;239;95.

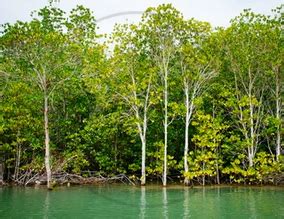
1;179;284;189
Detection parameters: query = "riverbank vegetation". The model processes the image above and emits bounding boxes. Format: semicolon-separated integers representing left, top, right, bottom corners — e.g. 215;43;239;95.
0;3;283;188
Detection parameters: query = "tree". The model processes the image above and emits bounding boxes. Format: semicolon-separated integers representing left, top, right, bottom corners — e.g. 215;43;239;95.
177;19;216;185
224;10;269;167
1;3;283;186
0;5;96;188
110;24;154;185
140;4;186;186
264;6;283;160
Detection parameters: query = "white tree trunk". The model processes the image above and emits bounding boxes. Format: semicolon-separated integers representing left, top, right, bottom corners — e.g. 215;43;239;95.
163;68;168;187
141;83;151;186
183;81;196;186
132;75;151;186
248;97;255;167
184;85;190;186
44;94;52;189
184;99;189;186
248;148;254;167
248;68;255;167
140;134;146;186
136;115;147;186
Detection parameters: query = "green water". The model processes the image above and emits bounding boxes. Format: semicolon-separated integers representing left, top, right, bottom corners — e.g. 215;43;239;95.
0;185;283;218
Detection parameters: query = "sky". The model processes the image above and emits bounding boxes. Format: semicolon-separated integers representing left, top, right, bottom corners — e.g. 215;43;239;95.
0;0;282;34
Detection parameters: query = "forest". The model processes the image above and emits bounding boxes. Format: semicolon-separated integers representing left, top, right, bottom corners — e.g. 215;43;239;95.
0;4;283;188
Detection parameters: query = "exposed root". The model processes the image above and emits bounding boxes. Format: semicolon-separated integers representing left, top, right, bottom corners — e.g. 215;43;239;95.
11;170;137;186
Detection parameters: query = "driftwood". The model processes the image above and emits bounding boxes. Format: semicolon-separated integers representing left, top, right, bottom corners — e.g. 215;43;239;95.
263;173;284;185
11;170;136;186
7;156;136;186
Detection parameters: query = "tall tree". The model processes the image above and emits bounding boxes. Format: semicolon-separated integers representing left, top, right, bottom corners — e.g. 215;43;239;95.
224;10;269;167
178;19;216;185
0;5;97;188
110;24;154;185
140;4;186;186
265;6;283;160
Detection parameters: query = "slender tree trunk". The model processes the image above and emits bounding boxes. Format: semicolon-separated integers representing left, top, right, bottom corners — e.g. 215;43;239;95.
163;68;168;187
184;85;190;186
44;93;52;189
184;125;189;184
137;117;146;186
14;130;21;181
141;137;146;186
247;133;254;167
136;108;148;186
248;68;255;167
249;97;254;167
183;81;196;186
216;162;220;184
141;84;150;186
131;70;151;186
275;68;281;161
14;143;21;181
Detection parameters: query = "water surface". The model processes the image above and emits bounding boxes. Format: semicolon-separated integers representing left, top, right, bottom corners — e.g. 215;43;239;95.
0;185;283;218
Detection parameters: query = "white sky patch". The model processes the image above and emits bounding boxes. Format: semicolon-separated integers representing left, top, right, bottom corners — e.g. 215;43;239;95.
0;0;282;34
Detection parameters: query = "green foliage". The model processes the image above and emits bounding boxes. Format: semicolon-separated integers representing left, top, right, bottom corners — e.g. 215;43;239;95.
146;141;177;176
184;110;227;184
223;152;281;184
0;3;283;185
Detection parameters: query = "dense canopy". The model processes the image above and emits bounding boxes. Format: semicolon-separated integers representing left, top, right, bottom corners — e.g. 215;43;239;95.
0;4;283;187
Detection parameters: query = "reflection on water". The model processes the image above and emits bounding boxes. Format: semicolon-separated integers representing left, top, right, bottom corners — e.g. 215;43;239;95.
248;189;257;219
0;186;283;218
139;186;146;219
44;191;50;219
162;187;168;219
183;188;189;219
